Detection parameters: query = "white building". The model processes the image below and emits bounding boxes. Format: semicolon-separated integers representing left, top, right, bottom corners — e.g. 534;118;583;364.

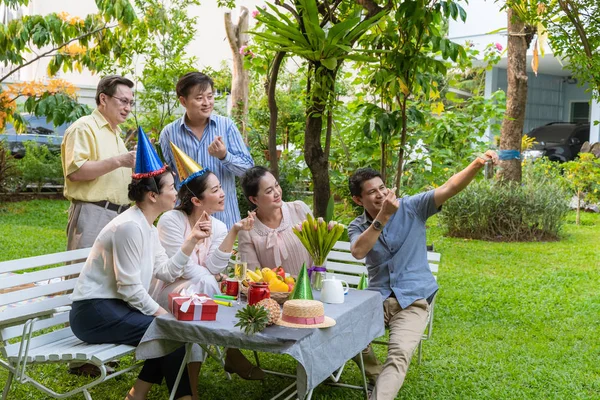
448;0;599;143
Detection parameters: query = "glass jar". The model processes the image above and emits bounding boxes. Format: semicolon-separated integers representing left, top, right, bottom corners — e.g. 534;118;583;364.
309;265;327;291
248;281;270;305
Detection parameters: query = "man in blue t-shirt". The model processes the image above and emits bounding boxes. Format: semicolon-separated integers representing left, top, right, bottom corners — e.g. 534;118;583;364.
348;150;497;400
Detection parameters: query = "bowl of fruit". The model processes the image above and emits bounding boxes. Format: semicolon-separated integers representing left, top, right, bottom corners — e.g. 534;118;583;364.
241;267;296;305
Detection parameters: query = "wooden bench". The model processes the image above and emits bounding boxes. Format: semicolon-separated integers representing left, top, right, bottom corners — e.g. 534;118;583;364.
0;248;143;400
325;241;441;364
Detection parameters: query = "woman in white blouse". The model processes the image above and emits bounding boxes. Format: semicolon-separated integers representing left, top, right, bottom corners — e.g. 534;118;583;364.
70;168;209;400
150;170;264;382
238;166;313;276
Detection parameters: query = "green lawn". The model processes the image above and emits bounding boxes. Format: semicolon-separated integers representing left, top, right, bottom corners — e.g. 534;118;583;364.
1;200;599;399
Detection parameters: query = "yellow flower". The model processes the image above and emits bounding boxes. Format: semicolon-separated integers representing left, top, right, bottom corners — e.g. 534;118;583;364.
57;11;70;22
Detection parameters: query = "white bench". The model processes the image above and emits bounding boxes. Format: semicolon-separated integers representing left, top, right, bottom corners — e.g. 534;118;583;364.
0;248;143;400
325;241;441;364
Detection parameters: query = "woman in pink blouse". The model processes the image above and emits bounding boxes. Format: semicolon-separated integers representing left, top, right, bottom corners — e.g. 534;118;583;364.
238;166;313;276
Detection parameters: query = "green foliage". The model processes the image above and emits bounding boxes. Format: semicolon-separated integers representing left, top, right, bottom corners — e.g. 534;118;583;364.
0;0;138;128
439;159;570;241
354;0;469;188
122;0;200;135
545;0;600;97
563;153;600;224
16;141;63;192
23;92;91;127
0;139;20;192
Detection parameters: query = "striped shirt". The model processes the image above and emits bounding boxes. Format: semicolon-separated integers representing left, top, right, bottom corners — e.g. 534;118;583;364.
158;114;254;229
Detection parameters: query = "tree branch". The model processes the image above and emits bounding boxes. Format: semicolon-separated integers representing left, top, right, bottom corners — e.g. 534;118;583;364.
557;0;593;59
356;0;391;19
224;12;239;54
275;0;302;26
0;22;115;84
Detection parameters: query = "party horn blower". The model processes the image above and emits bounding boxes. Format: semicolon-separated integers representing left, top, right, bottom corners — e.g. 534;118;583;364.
357;273;368;290
289;263;313;300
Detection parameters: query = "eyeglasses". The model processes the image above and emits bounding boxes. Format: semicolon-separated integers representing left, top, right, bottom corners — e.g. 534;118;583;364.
108;94;135;107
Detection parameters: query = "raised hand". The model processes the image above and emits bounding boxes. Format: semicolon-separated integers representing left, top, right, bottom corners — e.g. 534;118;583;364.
190;211;212;241
208;136;227;160
476;150;499;166
233;211;255;233
380;186;399;218
119;151;136;168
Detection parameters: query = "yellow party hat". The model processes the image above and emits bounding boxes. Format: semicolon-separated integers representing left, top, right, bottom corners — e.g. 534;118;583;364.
169;142;209;185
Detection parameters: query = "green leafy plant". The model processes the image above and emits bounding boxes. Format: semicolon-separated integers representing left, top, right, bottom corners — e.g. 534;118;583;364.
17;141;63;193
439;159;570;241
234;304;269;335
563;153;600;225
0;0;138;129
0;140;20;193
252;0;393;217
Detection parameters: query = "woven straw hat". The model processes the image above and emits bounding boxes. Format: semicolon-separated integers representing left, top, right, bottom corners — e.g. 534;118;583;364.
275;299;336;329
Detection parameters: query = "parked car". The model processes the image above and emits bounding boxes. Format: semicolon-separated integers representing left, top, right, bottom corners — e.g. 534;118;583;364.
522;122;590;162
0;115;69;158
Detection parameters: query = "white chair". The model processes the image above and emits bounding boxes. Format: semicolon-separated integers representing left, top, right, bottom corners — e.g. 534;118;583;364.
325;241;441;364
0;248;143;400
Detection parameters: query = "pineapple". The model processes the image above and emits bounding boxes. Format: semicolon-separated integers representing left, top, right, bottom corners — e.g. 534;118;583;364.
234;305;269;335
256;298;281;325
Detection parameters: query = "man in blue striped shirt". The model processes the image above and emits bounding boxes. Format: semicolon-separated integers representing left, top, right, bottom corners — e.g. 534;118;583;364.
159;72;254;229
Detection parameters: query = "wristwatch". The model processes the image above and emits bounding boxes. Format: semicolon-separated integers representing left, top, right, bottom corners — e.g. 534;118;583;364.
372;219;384;231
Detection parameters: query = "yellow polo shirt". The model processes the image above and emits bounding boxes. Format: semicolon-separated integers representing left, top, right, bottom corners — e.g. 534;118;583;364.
61;109;131;205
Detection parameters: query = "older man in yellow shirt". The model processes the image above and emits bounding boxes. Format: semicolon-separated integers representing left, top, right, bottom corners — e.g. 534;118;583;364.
61;75;137;377
61;75;136;252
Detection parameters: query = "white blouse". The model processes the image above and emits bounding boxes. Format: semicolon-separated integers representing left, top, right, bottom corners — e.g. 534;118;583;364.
71;206;189;316
237;201;313;276
154;209;231;279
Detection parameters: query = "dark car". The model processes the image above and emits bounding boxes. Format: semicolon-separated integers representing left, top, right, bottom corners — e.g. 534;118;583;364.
522;122;590;162
0;115;70;158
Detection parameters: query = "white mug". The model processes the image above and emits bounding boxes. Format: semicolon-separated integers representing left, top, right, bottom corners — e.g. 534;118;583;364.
321;275;349;304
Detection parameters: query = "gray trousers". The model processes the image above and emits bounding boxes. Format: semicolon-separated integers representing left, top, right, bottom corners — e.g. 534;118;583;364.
67;202;118;250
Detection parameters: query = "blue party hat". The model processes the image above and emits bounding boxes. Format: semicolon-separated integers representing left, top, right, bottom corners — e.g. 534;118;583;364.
132;126;167;178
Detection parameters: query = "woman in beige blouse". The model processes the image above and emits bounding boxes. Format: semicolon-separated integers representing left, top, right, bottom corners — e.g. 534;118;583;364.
238;166;313;276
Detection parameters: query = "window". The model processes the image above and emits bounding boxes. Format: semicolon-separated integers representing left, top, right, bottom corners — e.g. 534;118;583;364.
570;102;590;124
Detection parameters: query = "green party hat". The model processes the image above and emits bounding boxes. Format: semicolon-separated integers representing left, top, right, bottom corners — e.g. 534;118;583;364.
289;263;313;300
357;273;368;290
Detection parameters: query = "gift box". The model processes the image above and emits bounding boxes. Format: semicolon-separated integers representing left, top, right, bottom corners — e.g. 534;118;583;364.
168;290;218;321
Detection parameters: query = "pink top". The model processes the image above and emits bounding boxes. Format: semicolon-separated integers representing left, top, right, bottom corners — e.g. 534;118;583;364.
238;201;313;276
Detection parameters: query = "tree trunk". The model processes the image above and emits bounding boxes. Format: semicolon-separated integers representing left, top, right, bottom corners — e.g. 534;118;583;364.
304;66;336;218
498;8;533;182
224;7;250;140
380;141;387;182
394;95;408;194
266;51;286;179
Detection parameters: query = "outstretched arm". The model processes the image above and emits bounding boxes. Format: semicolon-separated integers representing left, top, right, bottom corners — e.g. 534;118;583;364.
433;150;498;208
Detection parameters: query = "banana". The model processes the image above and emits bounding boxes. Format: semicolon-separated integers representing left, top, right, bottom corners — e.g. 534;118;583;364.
247;270;262;283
